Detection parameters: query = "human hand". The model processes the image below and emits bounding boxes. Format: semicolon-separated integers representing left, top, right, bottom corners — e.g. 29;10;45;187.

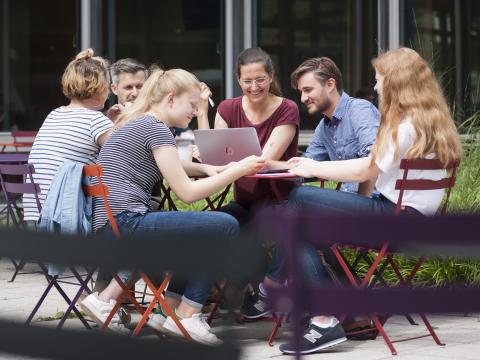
236;155;266;176
287;157;318;178
190;145;202;162
197;83;212;118
106;103;125;121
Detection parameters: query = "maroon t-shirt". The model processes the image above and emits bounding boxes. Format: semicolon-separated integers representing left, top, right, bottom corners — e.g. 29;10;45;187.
218;96;300;208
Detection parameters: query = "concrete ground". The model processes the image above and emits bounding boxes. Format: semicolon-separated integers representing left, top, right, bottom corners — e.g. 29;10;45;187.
1;259;479;360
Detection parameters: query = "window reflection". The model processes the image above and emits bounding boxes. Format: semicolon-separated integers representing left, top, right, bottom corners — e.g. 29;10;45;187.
1;0;77;130
404;0;455;106
105;0;222;122
256;0;377;130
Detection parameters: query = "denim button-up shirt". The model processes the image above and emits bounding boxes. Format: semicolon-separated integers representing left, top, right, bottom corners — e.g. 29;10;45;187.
304;92;380;193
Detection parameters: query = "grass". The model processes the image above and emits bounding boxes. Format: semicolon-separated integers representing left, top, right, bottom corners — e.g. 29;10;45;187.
167;119;480;287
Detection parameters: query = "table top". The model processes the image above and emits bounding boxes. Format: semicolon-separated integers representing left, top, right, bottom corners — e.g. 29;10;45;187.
244;171;300;179
0;153;29;163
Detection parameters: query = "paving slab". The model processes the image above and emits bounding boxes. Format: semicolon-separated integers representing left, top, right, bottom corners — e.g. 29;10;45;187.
1;258;479;360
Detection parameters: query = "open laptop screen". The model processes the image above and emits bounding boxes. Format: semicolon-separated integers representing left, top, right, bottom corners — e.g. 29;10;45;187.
194;128;262;166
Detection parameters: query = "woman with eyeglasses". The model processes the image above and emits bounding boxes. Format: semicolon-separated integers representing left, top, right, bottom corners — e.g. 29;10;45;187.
197;47;300;222
196;47;300;322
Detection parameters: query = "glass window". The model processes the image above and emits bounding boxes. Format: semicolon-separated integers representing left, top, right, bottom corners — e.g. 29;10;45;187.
470;2;480;111
104;0;222;115
1;0;78;130
403;0;456;107
256;0;378;130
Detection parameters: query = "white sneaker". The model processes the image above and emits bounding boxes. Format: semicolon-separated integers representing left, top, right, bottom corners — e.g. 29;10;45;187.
147;312;167;331
79;292;128;334
162;313;223;345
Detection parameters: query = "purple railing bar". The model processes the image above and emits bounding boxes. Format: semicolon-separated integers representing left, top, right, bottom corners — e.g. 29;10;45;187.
0;154;29;163
269;286;480;315
256;209;480;358
257;209;480;255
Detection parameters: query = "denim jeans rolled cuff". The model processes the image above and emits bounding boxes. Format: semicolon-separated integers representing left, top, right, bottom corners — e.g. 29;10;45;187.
163;291;204;309
166;275;213;309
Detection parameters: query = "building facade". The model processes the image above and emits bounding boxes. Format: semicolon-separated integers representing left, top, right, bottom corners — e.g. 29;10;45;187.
1;0;479;131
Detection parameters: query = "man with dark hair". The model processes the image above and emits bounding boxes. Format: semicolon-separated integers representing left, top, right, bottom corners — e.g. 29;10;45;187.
106;58;148;121
290;57;380;194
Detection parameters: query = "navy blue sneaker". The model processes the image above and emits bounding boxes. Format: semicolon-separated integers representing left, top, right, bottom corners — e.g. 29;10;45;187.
279;320;347;354
240;289;271;319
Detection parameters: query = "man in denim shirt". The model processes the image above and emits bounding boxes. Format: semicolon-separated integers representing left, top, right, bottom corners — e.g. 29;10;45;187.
291;57;380;194
241;59;380;350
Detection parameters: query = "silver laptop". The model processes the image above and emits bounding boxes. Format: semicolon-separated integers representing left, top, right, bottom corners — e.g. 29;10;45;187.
194;128;262;166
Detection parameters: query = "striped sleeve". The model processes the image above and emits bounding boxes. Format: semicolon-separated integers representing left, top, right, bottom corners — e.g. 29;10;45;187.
90;113;113;143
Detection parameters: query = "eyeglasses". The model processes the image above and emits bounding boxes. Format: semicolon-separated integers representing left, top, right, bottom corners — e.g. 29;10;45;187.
240;77;268;87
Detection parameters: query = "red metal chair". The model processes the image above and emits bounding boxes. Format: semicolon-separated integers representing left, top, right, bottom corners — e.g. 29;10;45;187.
0;131;37;153
84;165;192;339
330;158;460;355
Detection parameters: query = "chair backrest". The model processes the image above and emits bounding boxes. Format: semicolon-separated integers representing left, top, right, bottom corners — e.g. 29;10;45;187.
395;158;460;215
82;164;121;237
11;131;37;143
0;163;42;229
11;131;37;152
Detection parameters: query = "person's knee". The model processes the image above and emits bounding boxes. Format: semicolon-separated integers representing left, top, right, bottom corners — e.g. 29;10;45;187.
288;186;312;207
214;212;240;236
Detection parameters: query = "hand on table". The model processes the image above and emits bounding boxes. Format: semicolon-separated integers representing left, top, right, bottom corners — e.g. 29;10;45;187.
287;157;318;178
236;155;266;176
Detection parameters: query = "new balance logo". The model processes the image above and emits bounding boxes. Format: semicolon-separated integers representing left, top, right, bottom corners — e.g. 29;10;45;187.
254;300;266;312
304;329;323;343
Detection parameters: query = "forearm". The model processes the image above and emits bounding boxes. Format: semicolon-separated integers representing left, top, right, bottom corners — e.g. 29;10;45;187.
196;111;211;129
311;157;373;183
181;160;208;177
180;168;240;203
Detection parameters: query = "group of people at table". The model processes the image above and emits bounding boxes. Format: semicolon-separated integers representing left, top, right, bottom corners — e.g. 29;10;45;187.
21;45;461;354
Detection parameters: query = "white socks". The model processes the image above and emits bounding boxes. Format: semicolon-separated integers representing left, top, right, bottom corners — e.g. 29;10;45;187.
311;317;339;328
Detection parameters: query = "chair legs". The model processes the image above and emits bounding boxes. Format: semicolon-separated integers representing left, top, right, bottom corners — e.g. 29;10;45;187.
102;272;193;340
330;244;444;355
26;267;95;330
8;259;47;283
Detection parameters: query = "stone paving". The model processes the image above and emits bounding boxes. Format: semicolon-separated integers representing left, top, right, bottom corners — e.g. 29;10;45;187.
1;259;480;360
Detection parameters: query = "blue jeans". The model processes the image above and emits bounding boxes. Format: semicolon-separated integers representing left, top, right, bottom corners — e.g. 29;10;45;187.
99;210;239;309
265;186;399;283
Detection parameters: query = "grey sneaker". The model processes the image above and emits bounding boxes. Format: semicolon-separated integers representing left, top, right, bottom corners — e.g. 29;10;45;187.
162;313;223;345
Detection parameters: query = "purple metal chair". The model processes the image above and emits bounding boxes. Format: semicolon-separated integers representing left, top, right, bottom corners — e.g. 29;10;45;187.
0;162;92;329
23;165;95;330
0;163;47;282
